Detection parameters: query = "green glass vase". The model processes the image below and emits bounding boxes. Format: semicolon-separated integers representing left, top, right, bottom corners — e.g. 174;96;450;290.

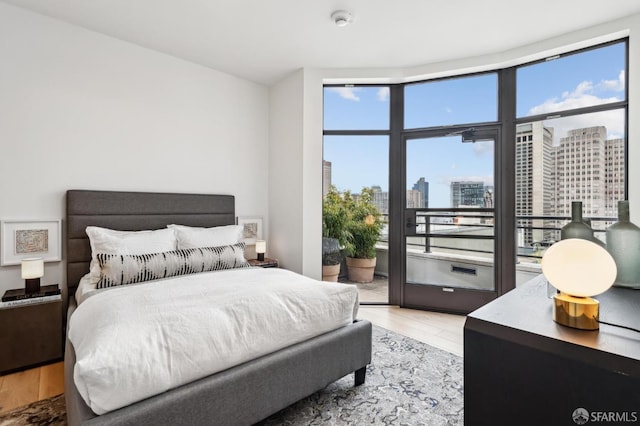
606;200;640;289
561;201;596;242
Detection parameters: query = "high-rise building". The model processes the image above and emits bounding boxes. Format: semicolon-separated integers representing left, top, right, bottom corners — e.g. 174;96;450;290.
371;185;389;215
516;122;554;246
483;186;494;209
451;181;485;208
322;160;332;197
412;178;429;208
406;190;422;208
604;138;625;219
553;126;607;220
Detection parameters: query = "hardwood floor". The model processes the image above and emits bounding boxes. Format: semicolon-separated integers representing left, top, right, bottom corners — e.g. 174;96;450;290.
0;361;64;415
0;306;465;415
358;305;465;357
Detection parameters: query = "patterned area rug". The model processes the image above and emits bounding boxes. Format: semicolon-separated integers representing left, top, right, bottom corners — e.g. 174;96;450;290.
0;394;65;426
260;326;464;425
0;326;463;425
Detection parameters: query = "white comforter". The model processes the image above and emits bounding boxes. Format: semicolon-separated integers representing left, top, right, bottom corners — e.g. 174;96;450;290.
69;267;359;415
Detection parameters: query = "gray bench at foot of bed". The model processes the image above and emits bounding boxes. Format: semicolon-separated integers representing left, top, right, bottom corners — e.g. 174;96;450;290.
65;299;372;426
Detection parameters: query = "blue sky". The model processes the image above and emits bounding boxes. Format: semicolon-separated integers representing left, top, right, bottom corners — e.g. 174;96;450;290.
323;42;626;207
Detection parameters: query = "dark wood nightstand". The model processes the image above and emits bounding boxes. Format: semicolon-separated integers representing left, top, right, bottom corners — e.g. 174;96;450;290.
0;285;63;375
248;258;279;268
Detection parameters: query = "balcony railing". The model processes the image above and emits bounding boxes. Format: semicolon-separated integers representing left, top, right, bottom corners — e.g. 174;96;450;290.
384;208;616;263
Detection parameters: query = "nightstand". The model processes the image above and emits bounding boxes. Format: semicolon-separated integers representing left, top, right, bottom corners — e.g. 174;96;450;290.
0;285;63;375
248;258;279;268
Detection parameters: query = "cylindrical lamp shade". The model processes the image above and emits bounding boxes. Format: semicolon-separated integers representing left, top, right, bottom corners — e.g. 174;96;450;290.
255;240;266;261
21;258;44;279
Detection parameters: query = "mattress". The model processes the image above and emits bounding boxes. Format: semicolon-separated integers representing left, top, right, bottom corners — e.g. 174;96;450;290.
68;267;359;415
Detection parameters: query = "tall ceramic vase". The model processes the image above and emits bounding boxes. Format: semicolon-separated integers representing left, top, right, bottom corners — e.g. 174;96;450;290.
606;200;640;289
561;201;596;242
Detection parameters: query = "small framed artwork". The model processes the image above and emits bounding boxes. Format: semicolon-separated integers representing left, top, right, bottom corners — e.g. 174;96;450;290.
0;219;62;266
237;217;263;245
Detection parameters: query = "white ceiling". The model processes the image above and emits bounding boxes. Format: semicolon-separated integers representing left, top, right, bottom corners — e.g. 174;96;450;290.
4;0;640;85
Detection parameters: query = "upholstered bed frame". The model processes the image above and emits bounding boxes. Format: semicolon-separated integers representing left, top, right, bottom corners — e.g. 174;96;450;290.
64;189;372;425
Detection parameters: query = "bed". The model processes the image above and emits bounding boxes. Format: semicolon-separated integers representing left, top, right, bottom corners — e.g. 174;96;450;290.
64;189;372;426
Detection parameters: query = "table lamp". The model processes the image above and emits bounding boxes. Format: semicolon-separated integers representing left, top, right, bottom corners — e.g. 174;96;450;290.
541;238;617;330
255;240;266;261
22;257;44;294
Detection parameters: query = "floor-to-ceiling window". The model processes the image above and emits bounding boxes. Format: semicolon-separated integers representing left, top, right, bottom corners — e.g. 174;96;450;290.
323;86;390;303
323;39;628;312
514;40;628;284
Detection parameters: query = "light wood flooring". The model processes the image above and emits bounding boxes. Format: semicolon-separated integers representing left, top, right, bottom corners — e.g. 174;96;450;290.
0;306;465;415
358;305;465;357
0;361;64;415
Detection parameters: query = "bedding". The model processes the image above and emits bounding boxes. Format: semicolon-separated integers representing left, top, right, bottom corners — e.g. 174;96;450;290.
167;224;243;249
96;243;249;288
85;226;177;282
68;267;359;415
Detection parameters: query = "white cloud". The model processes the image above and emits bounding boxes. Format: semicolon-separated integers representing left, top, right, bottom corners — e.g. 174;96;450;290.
598;70;625;93
445;107;453;113
472;140;493;157
527;75;625;142
377;87;390;102
326;87;361;101
528;86;620;117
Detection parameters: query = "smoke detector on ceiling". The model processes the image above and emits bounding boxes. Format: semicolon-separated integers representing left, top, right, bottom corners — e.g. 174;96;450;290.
331;10;353;27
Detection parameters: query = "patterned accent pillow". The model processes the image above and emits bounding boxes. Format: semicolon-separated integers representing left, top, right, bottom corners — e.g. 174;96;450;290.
96;243;249;288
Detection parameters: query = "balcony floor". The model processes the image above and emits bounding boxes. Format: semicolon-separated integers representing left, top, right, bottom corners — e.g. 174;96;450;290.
339;274;389;303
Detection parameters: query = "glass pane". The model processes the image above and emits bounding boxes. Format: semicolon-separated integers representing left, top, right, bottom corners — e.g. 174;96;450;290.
405;73;498;129
515;109;626;285
406;136;494;209
406;136;495;291
517;42;626;118
323;86;390;130
323;135;389;303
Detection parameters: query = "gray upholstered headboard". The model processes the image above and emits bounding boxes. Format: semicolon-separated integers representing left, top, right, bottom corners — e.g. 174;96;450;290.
66;190;235;298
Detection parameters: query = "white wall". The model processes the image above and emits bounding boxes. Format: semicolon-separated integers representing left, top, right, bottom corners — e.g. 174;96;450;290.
268;71;304;272
0;3;269;296
268;69;323;278
270;12;640;280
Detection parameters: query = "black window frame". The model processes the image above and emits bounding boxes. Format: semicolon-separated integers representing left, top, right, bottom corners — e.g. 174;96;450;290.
322;38;629;307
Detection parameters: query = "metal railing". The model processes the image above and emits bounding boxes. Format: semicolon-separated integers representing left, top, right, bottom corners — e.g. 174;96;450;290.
381;208;615;262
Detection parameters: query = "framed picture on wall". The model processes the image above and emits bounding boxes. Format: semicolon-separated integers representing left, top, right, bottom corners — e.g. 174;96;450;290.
237;217;263;246
0;219;62;265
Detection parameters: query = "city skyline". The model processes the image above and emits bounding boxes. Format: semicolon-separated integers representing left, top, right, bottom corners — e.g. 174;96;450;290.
323;42;625;208
324;121;624;245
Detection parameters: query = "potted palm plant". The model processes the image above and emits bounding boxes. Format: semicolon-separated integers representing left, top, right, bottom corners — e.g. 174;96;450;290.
322;186;350;281
343;187;382;283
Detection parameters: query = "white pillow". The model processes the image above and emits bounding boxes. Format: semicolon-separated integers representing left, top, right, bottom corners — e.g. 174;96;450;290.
96;243;249;288
85;226;177;281
168;224;243;249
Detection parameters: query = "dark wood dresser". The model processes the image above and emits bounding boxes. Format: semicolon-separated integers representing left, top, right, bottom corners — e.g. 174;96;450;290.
464;275;640;425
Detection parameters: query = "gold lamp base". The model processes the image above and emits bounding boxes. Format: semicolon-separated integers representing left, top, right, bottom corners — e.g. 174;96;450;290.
553;293;599;330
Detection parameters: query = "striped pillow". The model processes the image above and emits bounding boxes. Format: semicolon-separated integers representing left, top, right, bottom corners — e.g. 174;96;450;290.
96;243;249;288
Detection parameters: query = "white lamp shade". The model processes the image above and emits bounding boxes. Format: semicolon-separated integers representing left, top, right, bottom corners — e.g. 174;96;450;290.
541;239;616;297
21;258;44;279
255;240;266;254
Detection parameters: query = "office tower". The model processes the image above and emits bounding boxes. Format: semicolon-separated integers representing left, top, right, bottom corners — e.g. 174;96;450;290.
516;122;554;246
451;181;485;208
412;177;429;208
322;160;332;197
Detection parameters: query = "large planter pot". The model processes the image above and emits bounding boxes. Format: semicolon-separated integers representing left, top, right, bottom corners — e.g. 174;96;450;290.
322;264;341;282
346;257;376;283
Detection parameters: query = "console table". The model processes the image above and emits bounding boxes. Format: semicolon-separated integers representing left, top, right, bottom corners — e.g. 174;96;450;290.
464;275;640;426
